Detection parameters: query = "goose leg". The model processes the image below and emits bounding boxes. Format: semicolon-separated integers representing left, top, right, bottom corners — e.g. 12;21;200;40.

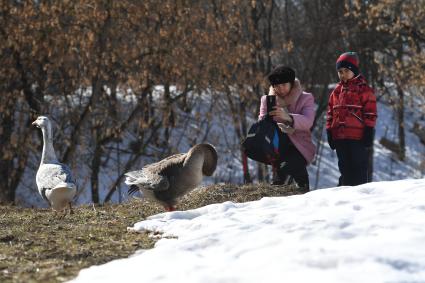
164;205;176;212
69;202;74;215
51;209;58;220
59;209;67;219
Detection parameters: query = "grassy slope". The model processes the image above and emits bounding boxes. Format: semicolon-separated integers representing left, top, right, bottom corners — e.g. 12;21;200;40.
0;183;302;283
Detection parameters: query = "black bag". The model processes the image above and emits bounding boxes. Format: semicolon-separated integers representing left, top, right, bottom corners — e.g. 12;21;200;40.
241;117;281;165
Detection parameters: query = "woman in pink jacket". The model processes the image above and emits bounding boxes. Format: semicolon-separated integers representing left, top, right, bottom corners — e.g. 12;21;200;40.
259;66;316;192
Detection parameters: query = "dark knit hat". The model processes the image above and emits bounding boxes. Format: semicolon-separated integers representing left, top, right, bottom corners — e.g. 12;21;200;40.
336;52;359;76
267;65;295;86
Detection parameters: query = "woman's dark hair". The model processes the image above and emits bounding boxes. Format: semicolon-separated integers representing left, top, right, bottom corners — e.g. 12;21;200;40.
267;66;296;86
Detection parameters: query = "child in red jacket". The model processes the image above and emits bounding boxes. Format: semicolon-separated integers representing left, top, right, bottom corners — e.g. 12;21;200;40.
326;52;377;186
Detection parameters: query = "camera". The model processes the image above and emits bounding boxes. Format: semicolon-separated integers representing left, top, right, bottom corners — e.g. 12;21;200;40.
266;95;276;115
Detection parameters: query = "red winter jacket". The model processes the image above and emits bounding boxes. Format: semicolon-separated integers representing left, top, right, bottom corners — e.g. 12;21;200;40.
326;75;377;140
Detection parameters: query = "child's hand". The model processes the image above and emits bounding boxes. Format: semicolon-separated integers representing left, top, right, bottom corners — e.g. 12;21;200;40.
327;130;336;150
363;127;375;148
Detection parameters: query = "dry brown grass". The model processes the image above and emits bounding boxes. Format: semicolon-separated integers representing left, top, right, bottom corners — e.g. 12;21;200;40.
0;183;301;283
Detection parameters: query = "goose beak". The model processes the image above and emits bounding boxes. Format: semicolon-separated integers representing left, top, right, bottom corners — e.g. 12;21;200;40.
32;120;39;127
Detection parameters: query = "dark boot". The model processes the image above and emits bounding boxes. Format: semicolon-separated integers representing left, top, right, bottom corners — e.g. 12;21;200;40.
276;157;309;193
273;161;296;186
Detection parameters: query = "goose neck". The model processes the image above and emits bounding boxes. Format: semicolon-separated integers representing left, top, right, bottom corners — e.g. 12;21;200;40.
183;149;204;170
40;124;58;164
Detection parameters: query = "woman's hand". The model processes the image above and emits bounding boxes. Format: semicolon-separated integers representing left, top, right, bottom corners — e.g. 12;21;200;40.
278;123;295;134
269;86;288;107
269;106;293;124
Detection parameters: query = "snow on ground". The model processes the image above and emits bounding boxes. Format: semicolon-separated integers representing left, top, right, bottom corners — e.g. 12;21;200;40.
70;178;425;283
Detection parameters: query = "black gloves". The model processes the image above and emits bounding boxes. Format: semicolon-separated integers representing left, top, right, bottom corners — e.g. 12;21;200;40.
327;130;336;150
363;127;375;148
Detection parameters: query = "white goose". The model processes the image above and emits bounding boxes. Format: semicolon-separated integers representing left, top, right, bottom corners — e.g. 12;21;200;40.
32;116;77;212
125;143;218;211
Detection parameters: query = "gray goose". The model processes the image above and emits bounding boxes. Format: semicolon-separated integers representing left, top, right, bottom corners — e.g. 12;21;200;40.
124;143;218;211
32;116;77;212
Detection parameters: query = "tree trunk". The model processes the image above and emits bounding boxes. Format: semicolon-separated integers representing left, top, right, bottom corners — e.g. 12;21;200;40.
0;111;14;203
396;84;405;161
242;151;251;183
0;158;15;204
91;142;103;204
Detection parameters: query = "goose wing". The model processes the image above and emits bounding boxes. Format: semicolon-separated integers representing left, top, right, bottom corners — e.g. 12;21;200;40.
124;168;169;194
125;153;186;193
36;163;76;190
125;168;170;194
36;163;76;202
